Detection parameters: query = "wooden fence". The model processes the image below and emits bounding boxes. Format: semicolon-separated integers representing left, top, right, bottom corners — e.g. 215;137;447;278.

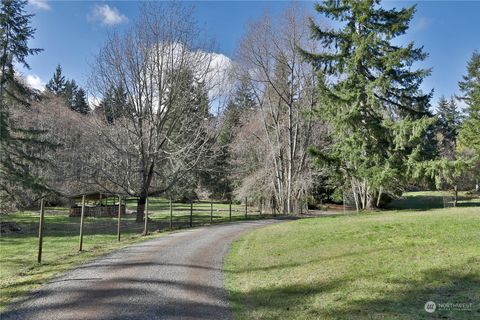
29;197;277;263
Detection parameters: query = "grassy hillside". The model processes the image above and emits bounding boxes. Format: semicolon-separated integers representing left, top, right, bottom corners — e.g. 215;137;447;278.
226;194;480;319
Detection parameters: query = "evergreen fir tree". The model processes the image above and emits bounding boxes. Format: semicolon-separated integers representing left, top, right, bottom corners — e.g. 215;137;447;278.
458;50;480;155
301;0;434;209
0;0;42;101
0;0;51;210
437;95;462;159
97;85;127;124
192;81;210;118
213;77;256;198
72;87;89;114
218;76;256;146
46;66;89;114
45;64;66;96
63;79;77;108
169;68;215;198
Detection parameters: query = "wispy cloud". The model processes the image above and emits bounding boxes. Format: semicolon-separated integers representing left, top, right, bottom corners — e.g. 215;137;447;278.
89;4;128;26
28;0;50;11
413;17;433;32
25;74;46;91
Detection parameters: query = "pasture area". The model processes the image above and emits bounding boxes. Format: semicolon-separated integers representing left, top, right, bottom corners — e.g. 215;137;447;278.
226;192;480;319
0;198;262;311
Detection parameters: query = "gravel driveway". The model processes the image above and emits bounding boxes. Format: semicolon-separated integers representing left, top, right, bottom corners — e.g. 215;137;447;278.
1;220;279;320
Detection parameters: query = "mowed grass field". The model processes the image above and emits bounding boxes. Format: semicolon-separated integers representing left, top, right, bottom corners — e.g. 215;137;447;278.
0;198;261;312
225;192;480;319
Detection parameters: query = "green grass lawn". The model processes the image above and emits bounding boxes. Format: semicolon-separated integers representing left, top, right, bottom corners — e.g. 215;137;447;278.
129;198;264;226
225;193;480;319
0;198;264;312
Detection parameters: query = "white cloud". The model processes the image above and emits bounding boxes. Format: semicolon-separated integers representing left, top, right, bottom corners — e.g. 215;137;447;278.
25;74;46;92
206;53;233;100
89;4;128;26
142;43;233;109
413;17;433;32
28;0;51;11
208;53;234;113
88;95;100;108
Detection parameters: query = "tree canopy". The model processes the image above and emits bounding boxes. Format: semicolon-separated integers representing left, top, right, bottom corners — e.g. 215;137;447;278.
458;50;480;155
301;0;434;209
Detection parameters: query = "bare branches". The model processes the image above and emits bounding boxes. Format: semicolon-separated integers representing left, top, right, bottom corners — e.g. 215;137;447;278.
88;2;219;220
232;4;327;213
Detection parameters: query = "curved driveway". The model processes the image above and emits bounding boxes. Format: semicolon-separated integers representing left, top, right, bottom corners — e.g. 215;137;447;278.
2;220;279;320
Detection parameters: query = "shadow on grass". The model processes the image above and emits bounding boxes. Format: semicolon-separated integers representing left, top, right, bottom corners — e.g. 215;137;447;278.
226;246;402;274
231;267;480;319
387;194;480;211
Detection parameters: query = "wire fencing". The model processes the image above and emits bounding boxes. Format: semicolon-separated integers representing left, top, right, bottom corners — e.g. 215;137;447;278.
0;197;277;263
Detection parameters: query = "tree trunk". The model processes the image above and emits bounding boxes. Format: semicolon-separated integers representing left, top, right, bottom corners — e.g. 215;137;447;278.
136;161;155;222
366;196;377;210
350;178;359;212
136;194;147;222
376;187;383;208
453;185;458;207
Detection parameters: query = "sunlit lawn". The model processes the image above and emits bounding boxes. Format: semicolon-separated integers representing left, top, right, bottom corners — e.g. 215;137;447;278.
226;192;480;319
127;198;263;226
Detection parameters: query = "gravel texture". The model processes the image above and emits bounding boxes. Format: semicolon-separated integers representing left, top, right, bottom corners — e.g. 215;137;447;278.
1;220;279;320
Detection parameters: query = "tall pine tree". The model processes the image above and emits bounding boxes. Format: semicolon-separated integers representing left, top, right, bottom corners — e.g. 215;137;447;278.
0;0;51;210
212;76;256;198
458;50;480;155
301;0;434;209
45;64;66;96
46;66;89;114
457;50;480;192
63;79;77;110
96;85;127;123
436;95;461;159
218;76;256;147
72;87;89;114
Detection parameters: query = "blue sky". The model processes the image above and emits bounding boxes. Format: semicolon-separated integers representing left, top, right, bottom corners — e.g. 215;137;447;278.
23;0;480;108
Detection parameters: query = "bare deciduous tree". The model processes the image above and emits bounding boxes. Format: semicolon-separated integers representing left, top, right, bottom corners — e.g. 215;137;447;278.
89;3;218;221
234;5;327;214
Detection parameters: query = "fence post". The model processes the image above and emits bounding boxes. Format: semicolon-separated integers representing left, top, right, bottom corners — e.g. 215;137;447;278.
169;198;173;230
209;199;213;224
272;196;276;217
229;200;232;222
190;202;193;227
245;197;248;219
79;194;85;251
143;197;148;236
118;196;122;240
453;185;458;207
260;197;263;216
37;198;45;263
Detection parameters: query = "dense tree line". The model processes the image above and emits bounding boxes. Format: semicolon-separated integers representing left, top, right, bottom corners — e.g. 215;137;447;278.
1;0;479;214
